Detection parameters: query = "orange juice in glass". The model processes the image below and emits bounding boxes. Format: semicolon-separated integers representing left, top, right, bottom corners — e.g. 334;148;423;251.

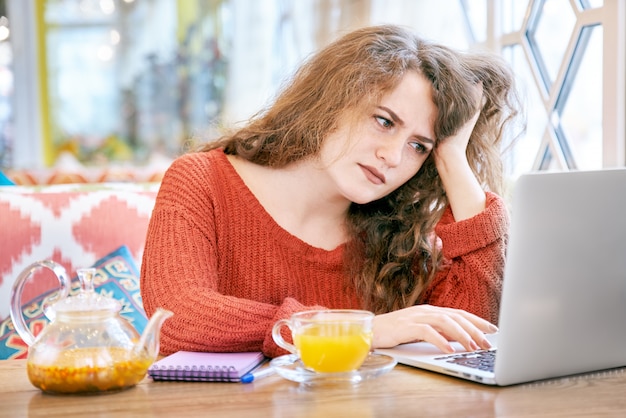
272;310;374;373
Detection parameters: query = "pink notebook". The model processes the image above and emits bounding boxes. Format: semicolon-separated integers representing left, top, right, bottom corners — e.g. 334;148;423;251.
148;351;266;382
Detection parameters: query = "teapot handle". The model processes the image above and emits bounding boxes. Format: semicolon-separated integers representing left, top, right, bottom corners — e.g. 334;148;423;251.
9;260;70;347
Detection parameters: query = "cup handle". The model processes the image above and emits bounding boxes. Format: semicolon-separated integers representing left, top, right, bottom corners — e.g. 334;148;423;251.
272;319;297;354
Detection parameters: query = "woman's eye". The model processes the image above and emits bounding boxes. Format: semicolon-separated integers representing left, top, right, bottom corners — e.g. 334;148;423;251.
375;116;393;128
409;142;428;154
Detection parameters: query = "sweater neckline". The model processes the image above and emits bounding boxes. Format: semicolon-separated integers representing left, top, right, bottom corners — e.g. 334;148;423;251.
215;149;346;259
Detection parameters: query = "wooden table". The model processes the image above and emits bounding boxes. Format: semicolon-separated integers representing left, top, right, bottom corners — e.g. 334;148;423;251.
1;359;625;417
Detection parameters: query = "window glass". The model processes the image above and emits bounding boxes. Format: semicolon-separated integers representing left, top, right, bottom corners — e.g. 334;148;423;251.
583;0;604;8
44;0;125;162
369;0;469;49
502;0;530;33
460;0;487;43
502;45;547;178
42;0;220;164
0;38;12;168
560;25;603;170
46;25;119;155
527;0;576;91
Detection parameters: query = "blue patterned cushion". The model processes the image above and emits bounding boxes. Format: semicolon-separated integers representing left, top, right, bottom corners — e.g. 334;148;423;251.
0;170;14;185
0;245;148;359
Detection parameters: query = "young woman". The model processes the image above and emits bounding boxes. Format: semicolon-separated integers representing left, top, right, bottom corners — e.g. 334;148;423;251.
140;24;522;357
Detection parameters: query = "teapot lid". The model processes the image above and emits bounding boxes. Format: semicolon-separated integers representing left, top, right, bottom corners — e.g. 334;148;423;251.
52;268;121;313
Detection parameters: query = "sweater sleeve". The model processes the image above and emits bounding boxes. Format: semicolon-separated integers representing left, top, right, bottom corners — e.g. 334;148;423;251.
419;192;509;324
140;154;325;358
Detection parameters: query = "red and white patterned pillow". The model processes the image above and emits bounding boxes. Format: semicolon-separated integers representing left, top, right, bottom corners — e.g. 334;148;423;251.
0;183;159;320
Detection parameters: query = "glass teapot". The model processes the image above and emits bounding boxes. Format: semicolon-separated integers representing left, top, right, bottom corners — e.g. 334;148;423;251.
9;260;173;395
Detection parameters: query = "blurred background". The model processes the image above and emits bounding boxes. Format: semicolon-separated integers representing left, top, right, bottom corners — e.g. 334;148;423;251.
0;0;623;184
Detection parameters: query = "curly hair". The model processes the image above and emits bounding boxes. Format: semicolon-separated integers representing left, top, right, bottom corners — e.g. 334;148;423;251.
200;24;522;314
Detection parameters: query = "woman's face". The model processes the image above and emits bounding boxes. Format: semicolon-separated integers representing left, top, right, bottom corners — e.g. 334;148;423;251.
318;71;438;205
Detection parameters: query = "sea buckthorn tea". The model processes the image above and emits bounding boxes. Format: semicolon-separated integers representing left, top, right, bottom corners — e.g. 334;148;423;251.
27;347;152;394
272;310;374;373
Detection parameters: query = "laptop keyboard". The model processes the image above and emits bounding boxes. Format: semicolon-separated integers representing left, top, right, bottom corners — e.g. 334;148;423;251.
434;349;497;372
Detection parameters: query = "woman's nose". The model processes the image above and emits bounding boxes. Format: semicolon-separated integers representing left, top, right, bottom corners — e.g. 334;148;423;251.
375;137;404;167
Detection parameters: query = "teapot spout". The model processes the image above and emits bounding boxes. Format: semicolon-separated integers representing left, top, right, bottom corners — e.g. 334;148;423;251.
135;308;173;361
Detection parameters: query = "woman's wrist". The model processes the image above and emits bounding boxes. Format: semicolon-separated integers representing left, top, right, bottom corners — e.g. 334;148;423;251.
437;153;486;221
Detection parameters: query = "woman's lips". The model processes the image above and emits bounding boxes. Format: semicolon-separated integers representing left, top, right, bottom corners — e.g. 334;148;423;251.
359;164;386;185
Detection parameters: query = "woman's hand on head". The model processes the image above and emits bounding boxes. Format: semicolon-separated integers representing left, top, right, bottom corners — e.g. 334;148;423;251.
371;304;497;353
434;83;484;169
432;83;487;221
434;109;480;166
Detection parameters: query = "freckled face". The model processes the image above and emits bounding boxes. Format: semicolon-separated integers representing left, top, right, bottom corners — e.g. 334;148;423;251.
318;71;438;205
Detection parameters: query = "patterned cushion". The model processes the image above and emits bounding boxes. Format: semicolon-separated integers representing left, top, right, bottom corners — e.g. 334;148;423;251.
0;182;158;319
0;245;148;360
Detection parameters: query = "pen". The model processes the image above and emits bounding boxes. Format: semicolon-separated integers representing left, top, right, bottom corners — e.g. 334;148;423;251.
241;365;275;384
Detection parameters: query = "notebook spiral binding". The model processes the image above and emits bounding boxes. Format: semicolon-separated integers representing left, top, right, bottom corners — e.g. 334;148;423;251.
147;351;265;382
149;364;239;382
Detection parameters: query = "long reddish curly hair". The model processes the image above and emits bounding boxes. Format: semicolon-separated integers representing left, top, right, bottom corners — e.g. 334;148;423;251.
200;25;522;313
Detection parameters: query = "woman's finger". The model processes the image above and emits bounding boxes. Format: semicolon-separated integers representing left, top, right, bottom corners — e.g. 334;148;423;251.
372;305;498;351
436;311;493;351
411;324;456;354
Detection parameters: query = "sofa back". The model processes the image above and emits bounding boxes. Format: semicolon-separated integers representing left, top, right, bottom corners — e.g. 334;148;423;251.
0;183;159;320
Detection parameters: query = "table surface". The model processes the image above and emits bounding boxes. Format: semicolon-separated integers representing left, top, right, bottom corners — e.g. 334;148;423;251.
1;359;625;418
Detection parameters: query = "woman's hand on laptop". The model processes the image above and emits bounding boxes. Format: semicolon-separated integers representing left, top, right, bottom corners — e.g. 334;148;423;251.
371;304;498;353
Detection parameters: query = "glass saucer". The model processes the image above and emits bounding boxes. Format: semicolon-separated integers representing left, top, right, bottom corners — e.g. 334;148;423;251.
270;353;397;385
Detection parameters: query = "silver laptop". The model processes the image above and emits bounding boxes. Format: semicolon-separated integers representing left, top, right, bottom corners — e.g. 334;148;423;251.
376;168;626;386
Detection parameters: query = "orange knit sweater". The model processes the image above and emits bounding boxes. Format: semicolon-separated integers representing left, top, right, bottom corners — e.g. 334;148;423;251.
140;149;509;357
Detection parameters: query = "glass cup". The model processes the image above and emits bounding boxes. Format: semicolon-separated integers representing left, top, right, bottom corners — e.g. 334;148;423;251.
272;309;375;373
